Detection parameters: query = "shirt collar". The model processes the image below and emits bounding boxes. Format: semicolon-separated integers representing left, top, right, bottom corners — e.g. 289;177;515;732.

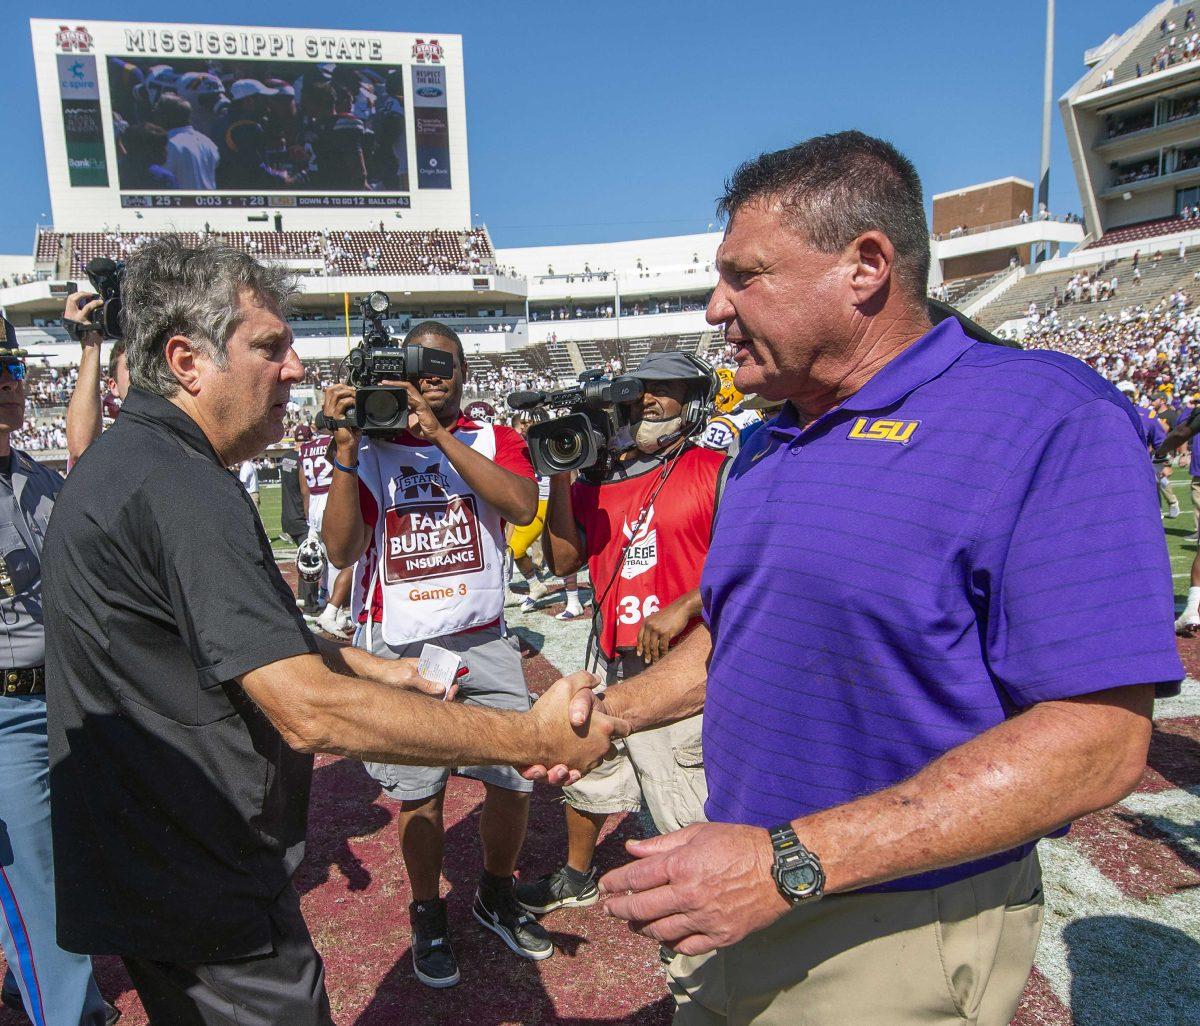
118;387;224;465
768;317;975;439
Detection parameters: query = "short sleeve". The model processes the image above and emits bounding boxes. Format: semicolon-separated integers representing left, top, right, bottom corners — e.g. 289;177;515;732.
146;468;317;686
973;398;1184;706
492;426;536;480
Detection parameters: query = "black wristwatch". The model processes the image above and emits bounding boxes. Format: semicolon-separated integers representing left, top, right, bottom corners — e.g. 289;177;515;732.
768;825;825;904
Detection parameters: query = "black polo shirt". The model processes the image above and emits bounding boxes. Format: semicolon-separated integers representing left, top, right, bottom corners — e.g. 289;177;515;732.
44;388;320;961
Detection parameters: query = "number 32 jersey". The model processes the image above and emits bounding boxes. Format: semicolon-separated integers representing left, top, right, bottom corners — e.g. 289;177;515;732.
299;435;335;496
572;445;725;659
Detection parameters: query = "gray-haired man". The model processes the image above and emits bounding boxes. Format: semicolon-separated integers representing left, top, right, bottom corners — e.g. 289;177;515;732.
42;237;625;1024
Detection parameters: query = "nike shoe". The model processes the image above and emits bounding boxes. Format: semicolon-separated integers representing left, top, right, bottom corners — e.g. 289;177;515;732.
473;880;554;959
1166;503;1182;519
554;607;588;621
520;596;542;614
515;866;599;915
1175;610;1200;635
316;608;353;639
335;608;355;634
409;898;460;988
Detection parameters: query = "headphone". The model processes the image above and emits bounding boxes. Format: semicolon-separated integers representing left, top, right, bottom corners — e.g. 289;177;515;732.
676;353;721;439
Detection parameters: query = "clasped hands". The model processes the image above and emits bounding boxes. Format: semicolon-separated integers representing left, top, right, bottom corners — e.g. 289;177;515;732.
522;673;792;957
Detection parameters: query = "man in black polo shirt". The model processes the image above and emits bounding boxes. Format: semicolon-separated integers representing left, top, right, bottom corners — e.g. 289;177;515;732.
42;237;624;1025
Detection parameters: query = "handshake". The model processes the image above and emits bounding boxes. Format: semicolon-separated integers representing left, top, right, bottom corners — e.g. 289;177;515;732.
520;671;626;784
385;660;624;783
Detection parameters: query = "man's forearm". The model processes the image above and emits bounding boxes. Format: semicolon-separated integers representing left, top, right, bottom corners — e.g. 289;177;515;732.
604;623;711;731
792;684;1155;895
543;473;585;577
1157;425;1193;458
65;343;103;461
317;636;399;685
432;427;537;524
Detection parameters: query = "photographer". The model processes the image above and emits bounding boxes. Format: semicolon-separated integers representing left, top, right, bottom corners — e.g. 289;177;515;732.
320;321;551;988
515;352;726;915
62;290;129;465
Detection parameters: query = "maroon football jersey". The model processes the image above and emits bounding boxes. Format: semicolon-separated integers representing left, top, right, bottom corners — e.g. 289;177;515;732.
299;435;334;496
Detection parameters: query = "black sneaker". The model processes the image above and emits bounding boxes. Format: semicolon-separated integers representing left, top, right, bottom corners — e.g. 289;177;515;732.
473;880;554;960
409;898;460;988
515;866;600;915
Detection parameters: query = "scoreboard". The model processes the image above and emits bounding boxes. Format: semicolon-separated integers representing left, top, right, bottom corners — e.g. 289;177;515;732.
31;19;470;231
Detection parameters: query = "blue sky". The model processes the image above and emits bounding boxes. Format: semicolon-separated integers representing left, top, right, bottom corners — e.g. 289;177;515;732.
0;1;1154;250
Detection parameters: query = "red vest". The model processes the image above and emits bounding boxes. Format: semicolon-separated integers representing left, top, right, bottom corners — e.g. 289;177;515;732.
572;445;724;658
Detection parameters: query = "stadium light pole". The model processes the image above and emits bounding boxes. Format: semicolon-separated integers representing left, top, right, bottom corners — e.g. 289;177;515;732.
1036;0;1055;263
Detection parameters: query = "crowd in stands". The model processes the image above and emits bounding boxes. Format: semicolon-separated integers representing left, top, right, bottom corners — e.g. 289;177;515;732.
1018;292;1200;403
25;366;79;412
529;295;709;322
0;274;40;289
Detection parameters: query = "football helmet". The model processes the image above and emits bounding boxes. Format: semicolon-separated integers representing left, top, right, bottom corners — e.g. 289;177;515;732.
296;537;326;585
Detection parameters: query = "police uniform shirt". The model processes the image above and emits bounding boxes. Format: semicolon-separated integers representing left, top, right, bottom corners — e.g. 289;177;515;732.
43;388;319;961
0;449;62;670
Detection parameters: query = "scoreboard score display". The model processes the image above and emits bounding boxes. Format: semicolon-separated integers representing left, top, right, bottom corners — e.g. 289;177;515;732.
31;19;470;232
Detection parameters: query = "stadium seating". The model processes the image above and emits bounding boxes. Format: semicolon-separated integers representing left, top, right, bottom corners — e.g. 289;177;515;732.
1086;215;1196;248
1109;5;1200;87
975;250;1200;329
35;228;497;279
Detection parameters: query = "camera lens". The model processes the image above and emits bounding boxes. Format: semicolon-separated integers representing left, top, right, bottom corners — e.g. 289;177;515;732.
363;389;402;427
544;429;583;471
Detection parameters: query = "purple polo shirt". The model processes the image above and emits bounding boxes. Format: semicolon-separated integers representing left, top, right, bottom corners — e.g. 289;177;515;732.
700;317;1183;891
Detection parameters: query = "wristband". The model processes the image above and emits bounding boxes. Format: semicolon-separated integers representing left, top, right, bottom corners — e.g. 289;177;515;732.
332;456;359;475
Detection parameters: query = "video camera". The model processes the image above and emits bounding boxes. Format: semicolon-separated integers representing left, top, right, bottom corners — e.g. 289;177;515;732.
317;291;456;436
507;370;644;478
63;258;125;342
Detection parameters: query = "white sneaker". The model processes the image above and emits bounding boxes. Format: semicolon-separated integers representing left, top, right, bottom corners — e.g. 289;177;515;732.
528;579;549;601
336;608;355;634
317;608;353;639
1165;504;1182;519
1176;610;1200;635
520;597;539;614
555;606;587;621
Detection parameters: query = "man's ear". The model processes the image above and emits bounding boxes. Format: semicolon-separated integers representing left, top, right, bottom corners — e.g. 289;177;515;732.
163;335;202;396
846;230;895;306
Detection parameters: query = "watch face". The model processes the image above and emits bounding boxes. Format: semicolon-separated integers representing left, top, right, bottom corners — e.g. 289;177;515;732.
783;863;817;893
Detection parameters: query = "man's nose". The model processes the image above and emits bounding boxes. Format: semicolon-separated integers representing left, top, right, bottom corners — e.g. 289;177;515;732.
281;345;304;382
706;280;734;326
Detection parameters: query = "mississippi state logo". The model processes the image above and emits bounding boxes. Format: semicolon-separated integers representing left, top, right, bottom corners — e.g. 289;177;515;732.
56;25;93;53
847;417;920;445
620;505;658;580
411;38;445;63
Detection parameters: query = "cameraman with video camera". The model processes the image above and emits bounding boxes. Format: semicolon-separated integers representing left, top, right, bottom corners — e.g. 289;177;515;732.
514;352;726;917
320;316;550;987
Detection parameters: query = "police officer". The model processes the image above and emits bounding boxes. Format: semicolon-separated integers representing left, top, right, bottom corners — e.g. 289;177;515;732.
0;320;114;1024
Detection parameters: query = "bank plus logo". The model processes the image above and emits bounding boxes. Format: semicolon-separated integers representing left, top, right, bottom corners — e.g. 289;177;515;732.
847;417;920;445
56;25;93;53
411;38;444;63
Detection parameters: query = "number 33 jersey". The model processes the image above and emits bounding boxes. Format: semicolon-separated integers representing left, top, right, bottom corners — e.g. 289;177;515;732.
571;445;725;659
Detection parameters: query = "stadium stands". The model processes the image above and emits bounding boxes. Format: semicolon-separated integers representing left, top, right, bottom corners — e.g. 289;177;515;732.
974;249;1200;328
1087;214;1198;248
1107;4;1200;87
36;227;498;279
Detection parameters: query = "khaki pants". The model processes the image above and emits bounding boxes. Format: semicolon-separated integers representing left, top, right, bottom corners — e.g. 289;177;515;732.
669;850;1043;1026
563;714;708;833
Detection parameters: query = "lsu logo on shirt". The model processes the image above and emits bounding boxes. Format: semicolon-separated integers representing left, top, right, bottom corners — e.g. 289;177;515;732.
847;417;920;445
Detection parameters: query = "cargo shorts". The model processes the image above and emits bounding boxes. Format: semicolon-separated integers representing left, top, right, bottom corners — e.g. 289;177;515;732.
356;623;534;801
563;649;708;833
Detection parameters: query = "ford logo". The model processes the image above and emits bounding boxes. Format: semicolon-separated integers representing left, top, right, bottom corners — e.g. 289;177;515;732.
416;86;443;98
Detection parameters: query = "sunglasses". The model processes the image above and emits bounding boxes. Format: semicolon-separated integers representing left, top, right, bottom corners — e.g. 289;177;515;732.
0;361;24;382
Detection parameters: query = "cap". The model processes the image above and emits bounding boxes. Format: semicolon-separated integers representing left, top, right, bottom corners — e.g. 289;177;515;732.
230;79;277;102
1115;380;1137;395
294;424;313;442
263;79;296;97
630;351;710;383
0;318;26;358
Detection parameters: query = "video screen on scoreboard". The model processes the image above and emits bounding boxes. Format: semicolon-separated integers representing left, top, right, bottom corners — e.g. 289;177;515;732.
106;55;411;195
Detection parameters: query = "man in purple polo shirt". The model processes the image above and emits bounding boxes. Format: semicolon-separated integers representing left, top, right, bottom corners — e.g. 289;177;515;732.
531;131;1182;1025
